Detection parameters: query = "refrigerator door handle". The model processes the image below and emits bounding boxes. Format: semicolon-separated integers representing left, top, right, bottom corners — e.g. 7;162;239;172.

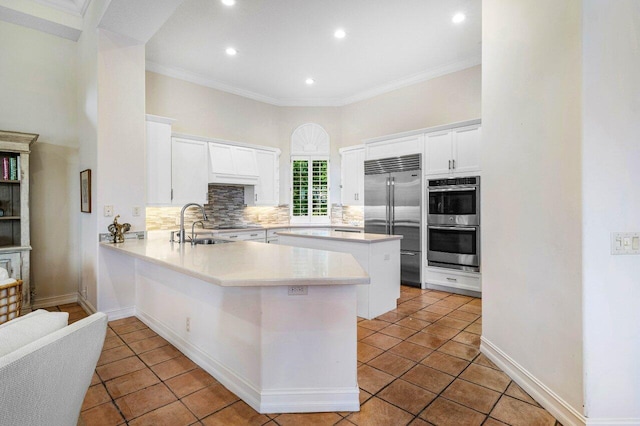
385;177;391;234
390;177;395;235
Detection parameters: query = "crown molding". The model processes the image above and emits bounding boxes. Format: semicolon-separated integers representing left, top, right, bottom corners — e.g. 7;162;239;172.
340;54;482;105
146;61;285;106
31;0;90;17
0;3;82;40
146;53;482;108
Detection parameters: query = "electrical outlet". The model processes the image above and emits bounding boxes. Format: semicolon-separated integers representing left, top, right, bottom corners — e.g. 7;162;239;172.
186;317;191;332
288;285;308;296
104;205;113;217
132;206;141;217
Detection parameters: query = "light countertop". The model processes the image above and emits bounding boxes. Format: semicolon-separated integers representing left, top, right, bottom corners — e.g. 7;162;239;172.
156;223;364;235
100;237;369;287
277;230;402;244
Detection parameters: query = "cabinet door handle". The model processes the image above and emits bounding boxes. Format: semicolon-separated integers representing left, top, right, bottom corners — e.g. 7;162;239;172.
448;160;451;170
255;194;258;202
446;277;458;282
452;159;456;169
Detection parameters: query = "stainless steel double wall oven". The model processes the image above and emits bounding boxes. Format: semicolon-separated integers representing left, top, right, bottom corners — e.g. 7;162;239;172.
427;176;480;272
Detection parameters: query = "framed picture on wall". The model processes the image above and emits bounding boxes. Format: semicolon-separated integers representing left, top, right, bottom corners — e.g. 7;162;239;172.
80;169;91;213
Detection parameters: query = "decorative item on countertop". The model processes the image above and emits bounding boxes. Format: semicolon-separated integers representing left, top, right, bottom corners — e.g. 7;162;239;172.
107;215;131;243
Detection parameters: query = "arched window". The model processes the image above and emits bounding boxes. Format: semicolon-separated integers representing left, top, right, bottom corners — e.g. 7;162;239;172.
290;123;330;224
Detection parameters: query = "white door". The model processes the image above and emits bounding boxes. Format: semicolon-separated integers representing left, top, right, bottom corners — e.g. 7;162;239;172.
255;150;278;205
172;138;208;205
425;131;453;176
146;120;172;205
452;125;481;174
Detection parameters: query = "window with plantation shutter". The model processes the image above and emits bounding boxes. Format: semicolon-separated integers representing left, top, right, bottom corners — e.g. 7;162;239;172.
291;158;329;223
290;123;330;224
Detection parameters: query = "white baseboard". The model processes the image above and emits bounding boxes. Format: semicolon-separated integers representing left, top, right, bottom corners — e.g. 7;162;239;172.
480;337;586;426
137;309;359;414
586;419;640;425
31;293;78;309
103;306;136;321
77;293;97;314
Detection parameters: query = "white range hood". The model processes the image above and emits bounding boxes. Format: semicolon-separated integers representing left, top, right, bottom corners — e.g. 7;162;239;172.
208;142;259;185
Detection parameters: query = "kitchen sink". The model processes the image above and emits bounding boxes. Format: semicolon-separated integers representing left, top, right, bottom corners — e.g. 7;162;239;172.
191;237;234;245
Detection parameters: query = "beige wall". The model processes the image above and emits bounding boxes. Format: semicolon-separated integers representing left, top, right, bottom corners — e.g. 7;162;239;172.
146;65;481;205
340;65;481;147
146;72;281;148
0;21;80;302
582;0;640;418
482;0;583;417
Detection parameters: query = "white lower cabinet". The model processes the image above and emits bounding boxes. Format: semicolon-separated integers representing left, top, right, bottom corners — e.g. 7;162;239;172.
424;267;481;294
266;228;288;244
219;230;266;242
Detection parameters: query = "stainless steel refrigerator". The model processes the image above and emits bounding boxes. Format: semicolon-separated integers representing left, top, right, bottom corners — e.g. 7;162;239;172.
364;154;422;287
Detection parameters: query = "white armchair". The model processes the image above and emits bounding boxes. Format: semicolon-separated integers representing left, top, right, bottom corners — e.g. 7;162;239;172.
0;311;108;426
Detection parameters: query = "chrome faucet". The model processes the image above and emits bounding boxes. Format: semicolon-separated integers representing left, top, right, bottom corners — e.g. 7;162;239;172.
191;220;204;245
177;203;208;243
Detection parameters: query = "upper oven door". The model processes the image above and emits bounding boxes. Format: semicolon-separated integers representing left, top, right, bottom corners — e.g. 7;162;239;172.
428;185;479;225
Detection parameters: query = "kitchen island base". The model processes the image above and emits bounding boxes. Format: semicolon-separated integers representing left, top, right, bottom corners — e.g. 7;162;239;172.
278;230;402;320
132;257;359;413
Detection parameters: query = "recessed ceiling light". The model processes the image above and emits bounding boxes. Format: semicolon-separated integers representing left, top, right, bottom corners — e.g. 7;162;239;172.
221;0;236;6
305;78;315;85
225;47;237;56
452;12;466;24
334;29;346;39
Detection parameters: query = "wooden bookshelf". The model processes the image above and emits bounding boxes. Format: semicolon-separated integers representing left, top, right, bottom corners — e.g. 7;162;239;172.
0;130;37;312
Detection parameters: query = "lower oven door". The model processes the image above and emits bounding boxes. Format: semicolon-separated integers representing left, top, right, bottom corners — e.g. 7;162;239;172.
427;225;479;271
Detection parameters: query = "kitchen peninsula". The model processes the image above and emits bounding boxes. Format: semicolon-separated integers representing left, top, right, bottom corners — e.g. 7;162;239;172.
99;235;369;414
278;230;401;320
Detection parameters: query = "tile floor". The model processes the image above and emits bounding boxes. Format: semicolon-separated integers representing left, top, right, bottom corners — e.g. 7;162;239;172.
54;286;561;425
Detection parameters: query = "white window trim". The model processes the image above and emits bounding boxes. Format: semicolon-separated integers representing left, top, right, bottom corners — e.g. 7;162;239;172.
290;155;331;224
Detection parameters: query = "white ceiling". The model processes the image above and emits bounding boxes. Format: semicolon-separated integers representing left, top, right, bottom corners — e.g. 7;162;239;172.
146;0;482;106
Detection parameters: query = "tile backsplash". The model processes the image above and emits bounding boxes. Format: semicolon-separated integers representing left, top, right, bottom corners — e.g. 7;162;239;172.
146;185;364;231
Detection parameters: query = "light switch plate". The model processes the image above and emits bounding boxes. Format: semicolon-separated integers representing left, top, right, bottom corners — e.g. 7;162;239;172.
611;232;640;255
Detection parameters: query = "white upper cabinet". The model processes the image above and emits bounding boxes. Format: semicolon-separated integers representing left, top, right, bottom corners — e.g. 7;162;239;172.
365;135;423;160
172;137;209;205
253;149;280;206
453;125;482;174
146;115;174;205
425;131;453;176
208;142;259;185
340;145;365;206
425;124;481;176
